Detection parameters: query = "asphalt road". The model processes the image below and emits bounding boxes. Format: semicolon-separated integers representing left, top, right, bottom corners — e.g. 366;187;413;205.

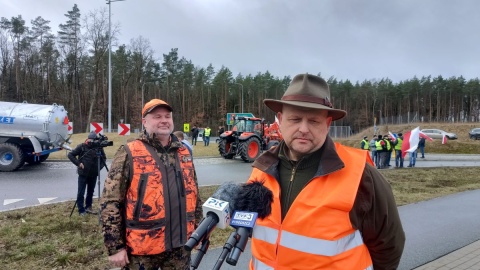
0;157;253;212
1;153;479;269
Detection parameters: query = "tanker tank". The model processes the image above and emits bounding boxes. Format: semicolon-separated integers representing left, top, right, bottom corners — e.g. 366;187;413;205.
0;101;71;172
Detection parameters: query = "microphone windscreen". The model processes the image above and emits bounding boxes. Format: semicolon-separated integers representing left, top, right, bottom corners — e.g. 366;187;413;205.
212;181;241;213
234;180;273;219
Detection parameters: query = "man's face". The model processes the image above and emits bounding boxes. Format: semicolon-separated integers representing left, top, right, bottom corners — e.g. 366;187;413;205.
277;104;332;161
142;106;174;137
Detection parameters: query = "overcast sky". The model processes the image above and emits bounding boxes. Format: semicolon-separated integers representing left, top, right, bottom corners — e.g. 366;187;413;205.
2;0;480;82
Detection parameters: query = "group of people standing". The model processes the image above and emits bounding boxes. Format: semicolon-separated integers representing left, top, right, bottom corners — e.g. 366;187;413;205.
365;134;404;169
362;133;426;168
89;73;404;269
189;125;212;146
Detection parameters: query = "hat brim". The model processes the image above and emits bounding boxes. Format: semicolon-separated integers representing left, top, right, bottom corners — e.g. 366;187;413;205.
264;99;347;121
143;104;173;117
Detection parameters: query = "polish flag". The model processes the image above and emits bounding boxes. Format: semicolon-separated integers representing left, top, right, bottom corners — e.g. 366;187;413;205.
419;131;434;141
442;134;447;144
401;127;420;158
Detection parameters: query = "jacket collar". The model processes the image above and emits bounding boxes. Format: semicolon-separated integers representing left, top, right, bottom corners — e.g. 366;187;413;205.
253;136;345;177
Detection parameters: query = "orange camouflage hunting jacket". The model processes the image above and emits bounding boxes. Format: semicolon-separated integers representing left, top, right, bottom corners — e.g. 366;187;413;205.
123;139;198;255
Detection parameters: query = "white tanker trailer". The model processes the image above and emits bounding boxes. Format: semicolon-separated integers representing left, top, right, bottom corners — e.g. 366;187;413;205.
0;101;72;172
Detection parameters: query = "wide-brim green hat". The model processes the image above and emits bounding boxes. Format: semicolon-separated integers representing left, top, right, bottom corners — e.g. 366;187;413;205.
264;73;347;121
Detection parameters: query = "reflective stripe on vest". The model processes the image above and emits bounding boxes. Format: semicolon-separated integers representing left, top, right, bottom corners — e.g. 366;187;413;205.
249;143;373;270
253;225;365;256
251;257;373;270
124;140;197;255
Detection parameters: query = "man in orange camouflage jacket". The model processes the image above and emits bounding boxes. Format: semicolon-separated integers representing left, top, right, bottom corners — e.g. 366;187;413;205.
100;99;203;270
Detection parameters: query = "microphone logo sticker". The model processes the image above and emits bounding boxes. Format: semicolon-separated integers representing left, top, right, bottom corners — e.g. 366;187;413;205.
230;211;258;228
205;198;226;210
233;212;254;221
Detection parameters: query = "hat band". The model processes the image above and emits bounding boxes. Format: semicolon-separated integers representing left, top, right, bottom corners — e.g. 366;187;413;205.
281;95;333;108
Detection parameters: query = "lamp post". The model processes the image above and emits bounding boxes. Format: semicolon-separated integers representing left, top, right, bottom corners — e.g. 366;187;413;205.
234;82;244;113
106;0;125;133
141;79;160;131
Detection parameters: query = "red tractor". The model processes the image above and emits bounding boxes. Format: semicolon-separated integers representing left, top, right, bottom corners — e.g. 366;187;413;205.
218;116;283;162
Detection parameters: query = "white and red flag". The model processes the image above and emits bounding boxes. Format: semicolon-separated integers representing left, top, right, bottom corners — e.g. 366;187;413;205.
401;127;420;158
442;134;447;144
419;131;434;142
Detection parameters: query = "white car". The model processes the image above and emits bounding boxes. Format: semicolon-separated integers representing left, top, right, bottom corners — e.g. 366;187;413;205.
420;129;458;140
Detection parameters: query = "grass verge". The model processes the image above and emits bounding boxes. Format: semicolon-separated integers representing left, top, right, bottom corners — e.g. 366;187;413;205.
1;167;480;269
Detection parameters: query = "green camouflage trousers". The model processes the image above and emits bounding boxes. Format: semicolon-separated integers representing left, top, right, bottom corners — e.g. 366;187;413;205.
125;247;191;270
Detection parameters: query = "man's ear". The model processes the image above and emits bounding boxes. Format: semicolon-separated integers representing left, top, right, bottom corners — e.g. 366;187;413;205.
276;112;282;125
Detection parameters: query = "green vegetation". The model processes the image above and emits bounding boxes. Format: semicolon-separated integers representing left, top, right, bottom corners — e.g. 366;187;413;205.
3;123;480;269
2;167;480;269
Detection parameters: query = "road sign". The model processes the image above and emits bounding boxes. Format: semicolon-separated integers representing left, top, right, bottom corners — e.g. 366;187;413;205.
118;123;130;136
67;122;73;134
90;122;103;134
184;123;190;133
226;113;255;125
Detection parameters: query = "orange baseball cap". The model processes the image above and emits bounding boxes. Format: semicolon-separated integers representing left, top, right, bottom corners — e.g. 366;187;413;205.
142;99;173;117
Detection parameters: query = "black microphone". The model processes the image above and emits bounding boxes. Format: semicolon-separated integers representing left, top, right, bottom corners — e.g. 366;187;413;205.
225;180;273;266
185;182;240;252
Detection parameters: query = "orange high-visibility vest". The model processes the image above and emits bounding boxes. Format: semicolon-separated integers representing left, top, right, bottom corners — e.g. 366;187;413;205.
125;140;197;255
249;143;373;270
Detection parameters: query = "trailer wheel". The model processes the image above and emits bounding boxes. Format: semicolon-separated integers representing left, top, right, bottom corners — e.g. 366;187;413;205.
218;139;234;159
0;143;25;172
240;137;262;162
25;153;50;165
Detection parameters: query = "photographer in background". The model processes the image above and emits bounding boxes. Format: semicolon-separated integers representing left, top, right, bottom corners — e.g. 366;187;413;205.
68;131;106;216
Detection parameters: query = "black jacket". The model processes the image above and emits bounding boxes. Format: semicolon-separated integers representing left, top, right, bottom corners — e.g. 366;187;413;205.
68;143;106;177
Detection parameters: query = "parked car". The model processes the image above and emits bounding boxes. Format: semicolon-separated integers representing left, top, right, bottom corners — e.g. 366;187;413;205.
420;129;458;140
469;128;480;140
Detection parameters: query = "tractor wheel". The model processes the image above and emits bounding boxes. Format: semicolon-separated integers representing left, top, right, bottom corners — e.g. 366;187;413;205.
266;140;280;150
218;139;234;159
0;143;25;172
240;137;262;162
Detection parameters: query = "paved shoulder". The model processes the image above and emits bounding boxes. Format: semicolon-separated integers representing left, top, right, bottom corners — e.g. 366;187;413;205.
398;189;480;270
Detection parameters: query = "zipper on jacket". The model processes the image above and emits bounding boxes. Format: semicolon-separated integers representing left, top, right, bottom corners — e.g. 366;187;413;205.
175;167;186;197
285;166;297;210
173;159;185;244
133;173;149;221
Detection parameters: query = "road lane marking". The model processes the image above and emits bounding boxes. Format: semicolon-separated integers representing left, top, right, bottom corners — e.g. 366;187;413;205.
38;197;58;204
3;199;24;206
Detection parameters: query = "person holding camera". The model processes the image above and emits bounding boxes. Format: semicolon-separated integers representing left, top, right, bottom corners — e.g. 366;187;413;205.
68;131;106;216
100;99;203;270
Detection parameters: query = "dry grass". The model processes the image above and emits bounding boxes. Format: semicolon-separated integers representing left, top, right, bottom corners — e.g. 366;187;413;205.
2;167;480;269
49;133;221;160
49;122;480;161
3;122;480;269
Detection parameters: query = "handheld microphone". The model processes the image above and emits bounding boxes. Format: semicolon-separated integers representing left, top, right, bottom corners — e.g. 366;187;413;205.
184;182;240;251
226;211;258;266
224;180;274;266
